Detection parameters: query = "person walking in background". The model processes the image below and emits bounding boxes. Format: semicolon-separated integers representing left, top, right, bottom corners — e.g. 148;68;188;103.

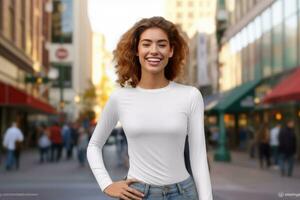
115;127;128;167
62;123;72;160
49;122;63;162
270;123;281;166
2;122;24;171
256;123;271;169
38;124;51;163
77;127;89;167
278;120;297;177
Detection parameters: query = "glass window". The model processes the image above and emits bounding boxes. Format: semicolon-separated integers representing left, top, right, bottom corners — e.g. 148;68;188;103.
51;0;73;43
262;8;271;33
272;24;283;73
241;46;249;82
248;41;255;81
254;39;262;79
241;28;248;48
284;0;297;18
236;32;242;52
52;64;72;88
272;0;283;27
284;14;298;69
247;22;255;43
262;31;272;77
0;0;2;31
254;16;262;40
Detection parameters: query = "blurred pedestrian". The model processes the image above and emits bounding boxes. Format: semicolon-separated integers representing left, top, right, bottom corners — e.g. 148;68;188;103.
38;124;51;163
49;122;63;162
239;127;247;151
115;127;128;167
256;123;271;169
278;120;297;177
270;123;281;166
77;127;89;167
62;123;72;160
87;17;212;200
2;122;24;170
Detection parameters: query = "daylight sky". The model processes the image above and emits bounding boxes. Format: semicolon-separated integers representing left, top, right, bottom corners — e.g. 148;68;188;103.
88;0;165;52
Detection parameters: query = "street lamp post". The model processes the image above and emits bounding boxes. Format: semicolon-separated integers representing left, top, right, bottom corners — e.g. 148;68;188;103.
214;0;231;162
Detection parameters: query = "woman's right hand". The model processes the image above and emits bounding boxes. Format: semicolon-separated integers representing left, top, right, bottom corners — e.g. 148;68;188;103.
104;179;145;200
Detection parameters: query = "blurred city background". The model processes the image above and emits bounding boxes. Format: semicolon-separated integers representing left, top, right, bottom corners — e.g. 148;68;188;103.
0;0;300;199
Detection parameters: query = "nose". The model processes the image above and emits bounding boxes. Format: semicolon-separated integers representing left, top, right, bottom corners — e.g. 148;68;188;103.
150;44;159;55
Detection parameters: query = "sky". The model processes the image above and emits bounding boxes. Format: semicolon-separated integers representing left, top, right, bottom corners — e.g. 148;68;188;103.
88;0;165;52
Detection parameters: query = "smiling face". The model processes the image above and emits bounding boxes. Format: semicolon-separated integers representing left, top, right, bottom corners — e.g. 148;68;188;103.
137;27;173;76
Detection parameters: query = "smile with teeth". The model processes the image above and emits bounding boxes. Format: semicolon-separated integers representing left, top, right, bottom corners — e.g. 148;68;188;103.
146;57;162;66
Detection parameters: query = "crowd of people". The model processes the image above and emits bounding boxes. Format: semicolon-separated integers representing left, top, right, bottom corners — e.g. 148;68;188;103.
256;120;297;177
1;121;94;171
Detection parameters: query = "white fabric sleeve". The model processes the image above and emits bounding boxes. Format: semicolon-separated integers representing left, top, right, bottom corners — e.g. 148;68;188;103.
87;92;119;191
188;88;213;200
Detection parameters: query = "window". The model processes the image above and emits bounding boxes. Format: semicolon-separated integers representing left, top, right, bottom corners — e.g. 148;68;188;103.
21;0;26;50
177;12;182;19
9;0;16;41
176;0;182;7
52;64;72;88
272;0;283;27
284;0;297;18
262;8;271;33
272;24;283;73
51;0;73;43
262;31;272;77
0;0;3;31
284;14;298;69
254;16;262;40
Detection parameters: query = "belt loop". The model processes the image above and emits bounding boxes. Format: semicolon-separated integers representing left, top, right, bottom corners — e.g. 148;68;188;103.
176;183;184;194
143;183;150;197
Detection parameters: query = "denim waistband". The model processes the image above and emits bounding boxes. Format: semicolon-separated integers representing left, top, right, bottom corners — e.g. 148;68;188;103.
129;176;195;196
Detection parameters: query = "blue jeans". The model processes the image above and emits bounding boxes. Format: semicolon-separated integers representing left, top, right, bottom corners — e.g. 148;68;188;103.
279;153;294;176
5;150;15;170
129;176;198;200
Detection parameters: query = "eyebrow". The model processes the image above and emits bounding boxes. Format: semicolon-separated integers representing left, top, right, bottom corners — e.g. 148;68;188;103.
140;39;169;43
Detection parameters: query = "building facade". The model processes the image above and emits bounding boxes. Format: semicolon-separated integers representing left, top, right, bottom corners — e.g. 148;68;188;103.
165;0;217;37
213;0;300;150
0;0;54;146
49;0;92;121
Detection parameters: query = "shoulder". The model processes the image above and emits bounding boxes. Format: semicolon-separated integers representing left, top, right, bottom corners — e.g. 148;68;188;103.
172;82;203;100
109;86;132;100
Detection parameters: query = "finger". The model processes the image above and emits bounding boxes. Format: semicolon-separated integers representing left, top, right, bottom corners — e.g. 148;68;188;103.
127;186;144;197
123;190;142;200
119;194;131;200
126;178;141;184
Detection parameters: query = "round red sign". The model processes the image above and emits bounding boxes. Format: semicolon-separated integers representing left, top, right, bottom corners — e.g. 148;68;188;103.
55;48;68;60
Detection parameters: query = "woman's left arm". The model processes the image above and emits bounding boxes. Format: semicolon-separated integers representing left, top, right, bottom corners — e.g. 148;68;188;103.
188;88;213;200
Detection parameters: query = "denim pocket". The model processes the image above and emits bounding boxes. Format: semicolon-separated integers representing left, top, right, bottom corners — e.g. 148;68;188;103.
183;183;198;200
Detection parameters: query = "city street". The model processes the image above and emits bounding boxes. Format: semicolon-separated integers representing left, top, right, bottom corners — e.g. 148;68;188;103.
0;145;299;200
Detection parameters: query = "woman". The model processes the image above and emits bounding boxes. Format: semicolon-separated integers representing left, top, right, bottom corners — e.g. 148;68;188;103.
87;16;212;200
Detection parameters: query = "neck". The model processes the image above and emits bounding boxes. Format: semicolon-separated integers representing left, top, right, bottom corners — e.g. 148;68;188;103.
138;73;169;89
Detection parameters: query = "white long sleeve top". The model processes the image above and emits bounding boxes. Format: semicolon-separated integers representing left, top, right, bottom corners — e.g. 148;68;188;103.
87;81;213;200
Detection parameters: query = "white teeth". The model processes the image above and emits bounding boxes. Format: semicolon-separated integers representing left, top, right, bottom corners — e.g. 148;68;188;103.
147;58;161;62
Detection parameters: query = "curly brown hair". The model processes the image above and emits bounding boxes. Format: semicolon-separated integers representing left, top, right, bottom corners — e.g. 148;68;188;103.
113;16;189;88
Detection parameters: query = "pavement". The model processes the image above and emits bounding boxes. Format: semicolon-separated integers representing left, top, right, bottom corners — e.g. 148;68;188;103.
0;145;299;200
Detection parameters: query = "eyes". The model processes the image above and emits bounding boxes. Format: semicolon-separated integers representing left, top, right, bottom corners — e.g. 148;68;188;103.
141;42;168;48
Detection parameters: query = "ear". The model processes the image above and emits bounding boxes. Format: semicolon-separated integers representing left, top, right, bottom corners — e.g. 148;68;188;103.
169;47;174;58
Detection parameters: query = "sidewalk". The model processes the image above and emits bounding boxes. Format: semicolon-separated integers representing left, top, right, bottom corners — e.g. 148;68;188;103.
210;151;300;200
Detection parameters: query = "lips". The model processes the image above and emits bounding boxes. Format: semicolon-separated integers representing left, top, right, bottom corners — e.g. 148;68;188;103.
145;57;162;66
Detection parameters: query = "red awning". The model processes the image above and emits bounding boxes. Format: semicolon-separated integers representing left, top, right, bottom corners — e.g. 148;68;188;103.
263;67;300;103
0;81;57;114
